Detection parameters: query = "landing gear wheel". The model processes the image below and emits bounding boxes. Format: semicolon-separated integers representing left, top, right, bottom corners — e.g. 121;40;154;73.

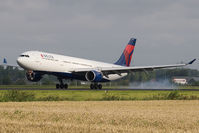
94;84;98;89
60;84;64;89
90;84;94;89
56;84;60;89
98;84;102;89
56;78;69;89
64;84;68;89
90;83;103;90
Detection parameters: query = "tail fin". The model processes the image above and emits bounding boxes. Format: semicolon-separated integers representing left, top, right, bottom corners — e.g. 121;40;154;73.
3;58;7;64
115;38;136;67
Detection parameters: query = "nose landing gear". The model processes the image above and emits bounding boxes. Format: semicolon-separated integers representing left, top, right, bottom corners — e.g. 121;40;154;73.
56;78;68;89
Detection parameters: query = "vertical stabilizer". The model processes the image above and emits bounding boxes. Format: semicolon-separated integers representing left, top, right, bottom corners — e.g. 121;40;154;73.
115;38;136;67
3;58;7;64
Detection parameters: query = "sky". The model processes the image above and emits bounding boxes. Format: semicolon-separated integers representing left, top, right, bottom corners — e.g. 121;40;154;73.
0;0;198;69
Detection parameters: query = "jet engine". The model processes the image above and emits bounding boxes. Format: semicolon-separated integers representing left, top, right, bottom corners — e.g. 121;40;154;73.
85;71;103;82
26;71;42;82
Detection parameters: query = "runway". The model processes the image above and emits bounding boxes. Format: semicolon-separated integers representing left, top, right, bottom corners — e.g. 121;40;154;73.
0;88;199;91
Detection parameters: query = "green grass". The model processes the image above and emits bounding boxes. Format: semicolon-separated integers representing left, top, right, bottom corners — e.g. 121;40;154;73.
0;85;199;102
0;89;199;102
178;86;199;89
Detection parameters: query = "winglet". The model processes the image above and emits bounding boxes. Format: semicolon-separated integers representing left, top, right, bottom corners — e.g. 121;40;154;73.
188;59;196;65
3;58;7;64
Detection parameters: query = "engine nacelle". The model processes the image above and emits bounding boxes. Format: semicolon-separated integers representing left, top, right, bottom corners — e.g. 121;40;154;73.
26;71;42;82
85;71;103;82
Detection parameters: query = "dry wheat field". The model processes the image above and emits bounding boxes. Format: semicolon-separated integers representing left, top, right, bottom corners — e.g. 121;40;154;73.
0;101;199;133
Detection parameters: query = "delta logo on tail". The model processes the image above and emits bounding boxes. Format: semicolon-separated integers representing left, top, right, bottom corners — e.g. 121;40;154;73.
115;38;136;67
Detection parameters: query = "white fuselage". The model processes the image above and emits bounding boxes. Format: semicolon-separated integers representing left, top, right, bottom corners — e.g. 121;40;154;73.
17;51;128;81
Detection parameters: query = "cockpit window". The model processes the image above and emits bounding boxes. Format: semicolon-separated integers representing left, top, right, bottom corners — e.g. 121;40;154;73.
20;55;30;58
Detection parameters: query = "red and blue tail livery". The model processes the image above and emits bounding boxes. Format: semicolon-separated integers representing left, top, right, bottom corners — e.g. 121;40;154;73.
115;38;136;67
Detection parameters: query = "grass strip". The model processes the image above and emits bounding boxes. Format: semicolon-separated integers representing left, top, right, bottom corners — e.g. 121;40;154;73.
0;90;199;102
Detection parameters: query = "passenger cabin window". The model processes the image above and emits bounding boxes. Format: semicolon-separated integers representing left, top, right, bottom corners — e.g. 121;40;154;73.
20;55;30;58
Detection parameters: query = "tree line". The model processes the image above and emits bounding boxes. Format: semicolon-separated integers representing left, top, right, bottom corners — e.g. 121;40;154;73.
0;66;199;86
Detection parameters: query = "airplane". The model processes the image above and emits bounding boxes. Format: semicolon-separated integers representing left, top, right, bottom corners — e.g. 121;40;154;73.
3;58;7;64
15;38;196;89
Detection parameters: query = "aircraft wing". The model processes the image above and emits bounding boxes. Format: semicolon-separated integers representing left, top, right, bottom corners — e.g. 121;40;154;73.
72;59;196;75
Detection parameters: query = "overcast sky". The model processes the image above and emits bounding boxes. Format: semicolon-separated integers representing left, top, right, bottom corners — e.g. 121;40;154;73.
0;0;198;69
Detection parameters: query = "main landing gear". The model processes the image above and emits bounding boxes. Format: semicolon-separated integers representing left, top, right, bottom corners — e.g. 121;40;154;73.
90;83;102;90
56;78;68;89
